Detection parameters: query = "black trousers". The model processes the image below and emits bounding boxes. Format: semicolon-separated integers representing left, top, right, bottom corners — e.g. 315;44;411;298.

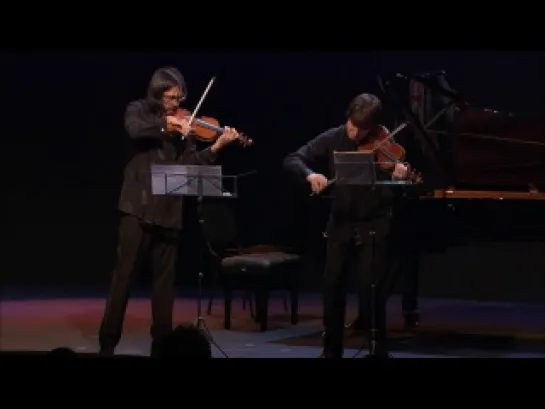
323;227;394;357
99;214;179;350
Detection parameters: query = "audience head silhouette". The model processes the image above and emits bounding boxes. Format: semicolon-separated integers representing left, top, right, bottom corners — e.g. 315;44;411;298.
153;324;212;358
48;347;77;357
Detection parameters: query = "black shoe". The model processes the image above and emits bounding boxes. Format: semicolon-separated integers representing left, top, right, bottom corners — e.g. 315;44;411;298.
403;311;420;331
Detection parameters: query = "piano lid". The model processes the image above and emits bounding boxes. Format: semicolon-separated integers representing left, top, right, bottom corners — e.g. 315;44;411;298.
438;106;545;189
380;71;545;198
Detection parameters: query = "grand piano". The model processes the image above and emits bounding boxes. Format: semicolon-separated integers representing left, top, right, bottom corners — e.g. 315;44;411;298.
380;71;545;196
377;71;545;302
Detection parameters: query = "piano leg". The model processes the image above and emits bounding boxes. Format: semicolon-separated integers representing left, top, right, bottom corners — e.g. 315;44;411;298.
387;234;421;331
401;255;420;331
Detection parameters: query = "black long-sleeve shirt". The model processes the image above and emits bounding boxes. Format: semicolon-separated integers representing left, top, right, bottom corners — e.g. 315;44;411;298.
283;124;395;236
118;99;217;229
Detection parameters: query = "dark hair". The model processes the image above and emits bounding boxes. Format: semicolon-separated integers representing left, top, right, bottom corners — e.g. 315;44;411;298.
153;324;212;358
346;93;382;128
48;347;77;357
147;66;187;112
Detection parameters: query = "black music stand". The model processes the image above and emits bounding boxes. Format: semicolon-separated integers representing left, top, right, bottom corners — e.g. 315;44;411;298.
332;151;414;359
151;164;242;358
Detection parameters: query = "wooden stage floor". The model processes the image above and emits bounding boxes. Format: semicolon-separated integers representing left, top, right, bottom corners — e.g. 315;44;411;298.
1;289;545;358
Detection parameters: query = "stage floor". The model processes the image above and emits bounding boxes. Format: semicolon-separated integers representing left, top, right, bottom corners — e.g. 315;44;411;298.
1;289;544;358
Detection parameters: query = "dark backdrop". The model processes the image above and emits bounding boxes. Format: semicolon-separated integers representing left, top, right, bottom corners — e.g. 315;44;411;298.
2;51;544;303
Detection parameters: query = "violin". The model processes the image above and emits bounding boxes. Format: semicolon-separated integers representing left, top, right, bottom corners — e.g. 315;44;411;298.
166;76;252;147
173;107;253;147
358;123;423;183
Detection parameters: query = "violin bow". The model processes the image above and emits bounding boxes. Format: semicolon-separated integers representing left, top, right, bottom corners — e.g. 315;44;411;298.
188;77;216;127
372;121;408;151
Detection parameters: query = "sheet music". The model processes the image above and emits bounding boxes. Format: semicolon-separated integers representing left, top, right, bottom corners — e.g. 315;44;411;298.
150;165;224;196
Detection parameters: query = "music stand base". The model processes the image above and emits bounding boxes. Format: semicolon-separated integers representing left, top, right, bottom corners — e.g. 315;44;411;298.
353;340;393;359
194;315;228;358
194;199;229;358
362;354;392;359
353;232;392;360
362;350;393;359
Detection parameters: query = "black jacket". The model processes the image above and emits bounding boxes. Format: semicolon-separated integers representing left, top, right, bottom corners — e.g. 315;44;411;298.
118;99;217;229
283;124;395;238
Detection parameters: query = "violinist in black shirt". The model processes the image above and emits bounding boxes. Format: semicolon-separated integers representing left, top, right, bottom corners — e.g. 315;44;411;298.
98;67;240;356
283;93;409;358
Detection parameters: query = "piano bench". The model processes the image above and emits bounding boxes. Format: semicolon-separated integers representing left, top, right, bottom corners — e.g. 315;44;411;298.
220;252;303;331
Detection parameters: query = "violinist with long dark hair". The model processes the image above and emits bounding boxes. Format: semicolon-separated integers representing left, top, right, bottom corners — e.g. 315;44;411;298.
284;93;410;358
98;67;240;356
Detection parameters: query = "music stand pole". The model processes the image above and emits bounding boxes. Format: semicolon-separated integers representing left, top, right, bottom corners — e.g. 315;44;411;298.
365;231;379;358
361;182;413;359
332;152;412;359
194;194;228;358
150;164;232;358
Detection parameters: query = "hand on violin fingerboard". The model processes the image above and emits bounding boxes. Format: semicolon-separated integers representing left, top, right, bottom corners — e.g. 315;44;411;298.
392;162;409;180
211;126;242;151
